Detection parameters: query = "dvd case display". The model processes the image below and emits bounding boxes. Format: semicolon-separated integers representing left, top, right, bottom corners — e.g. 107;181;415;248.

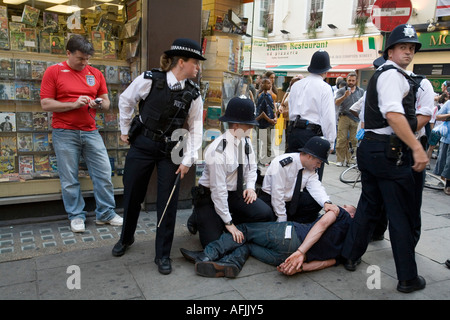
0;0;139;187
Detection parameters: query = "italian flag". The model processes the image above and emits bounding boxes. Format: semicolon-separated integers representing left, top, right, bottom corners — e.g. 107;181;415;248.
436;0;450;17
356;37;376;52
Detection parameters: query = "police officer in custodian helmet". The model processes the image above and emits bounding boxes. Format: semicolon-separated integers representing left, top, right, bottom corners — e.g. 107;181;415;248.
112;38;205;275
341;24;429;293
188;96;274;248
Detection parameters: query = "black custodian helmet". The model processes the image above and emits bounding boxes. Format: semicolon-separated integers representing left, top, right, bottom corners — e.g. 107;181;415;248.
383;24;422;59
299;136;331;164
307;50;332;74
219;96;258;126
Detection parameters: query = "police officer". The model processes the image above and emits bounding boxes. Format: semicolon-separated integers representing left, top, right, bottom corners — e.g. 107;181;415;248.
341;24;429;293
260;136;339;223
189;96;274;248
287;50;336;180
112;38;205;275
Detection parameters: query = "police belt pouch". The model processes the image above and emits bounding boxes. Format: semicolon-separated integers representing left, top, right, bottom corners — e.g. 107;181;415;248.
291;115;323;135
127;116;143;143
386;135;403;160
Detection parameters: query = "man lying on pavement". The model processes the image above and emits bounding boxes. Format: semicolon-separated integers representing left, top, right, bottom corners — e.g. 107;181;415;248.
180;204;356;278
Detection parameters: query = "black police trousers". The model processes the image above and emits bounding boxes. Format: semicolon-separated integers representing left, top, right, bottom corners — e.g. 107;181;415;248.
119;133;180;259
286;126;324;180
193;187;275;248
341;138;421;281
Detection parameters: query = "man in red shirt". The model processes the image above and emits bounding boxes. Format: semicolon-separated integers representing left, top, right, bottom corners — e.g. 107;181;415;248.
41;35;122;233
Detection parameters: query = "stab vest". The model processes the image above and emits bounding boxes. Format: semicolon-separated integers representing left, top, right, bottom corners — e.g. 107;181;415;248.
364;65;423;132
139;69;200;140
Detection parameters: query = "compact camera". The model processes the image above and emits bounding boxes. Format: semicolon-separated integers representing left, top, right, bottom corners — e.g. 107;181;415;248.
94;98;103;104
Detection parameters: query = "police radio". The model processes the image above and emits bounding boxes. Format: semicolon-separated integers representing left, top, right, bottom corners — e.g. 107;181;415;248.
181;91;193;106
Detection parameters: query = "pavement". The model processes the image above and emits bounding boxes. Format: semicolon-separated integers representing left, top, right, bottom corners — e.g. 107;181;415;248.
0;153;449;303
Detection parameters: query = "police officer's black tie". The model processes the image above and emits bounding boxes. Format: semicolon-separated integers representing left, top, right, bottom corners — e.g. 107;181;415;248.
237;140;244;195
289;168;304;216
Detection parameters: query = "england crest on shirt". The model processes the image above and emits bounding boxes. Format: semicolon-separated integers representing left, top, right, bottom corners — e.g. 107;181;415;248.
86;75;96;86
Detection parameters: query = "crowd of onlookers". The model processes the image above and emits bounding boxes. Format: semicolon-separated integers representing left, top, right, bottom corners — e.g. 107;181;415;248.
247;71;450;196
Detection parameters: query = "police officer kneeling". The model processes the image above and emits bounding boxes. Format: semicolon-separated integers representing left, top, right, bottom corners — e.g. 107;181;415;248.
260;136;338;224
188;96;275;247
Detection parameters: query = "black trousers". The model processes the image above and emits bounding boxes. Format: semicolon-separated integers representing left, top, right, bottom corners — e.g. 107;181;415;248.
286;126;324;180
119;134;180;259
374;169;424;242
193;188;275;248
259;190;321;224
342;138;420;281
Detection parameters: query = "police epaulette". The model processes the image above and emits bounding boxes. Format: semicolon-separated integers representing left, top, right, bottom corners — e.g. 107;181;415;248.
143;71;153;79
279;156;293;167
216;139;227;153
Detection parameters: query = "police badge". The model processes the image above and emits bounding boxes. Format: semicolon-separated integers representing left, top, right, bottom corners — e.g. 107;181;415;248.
86;75;96;86
403;24;416;38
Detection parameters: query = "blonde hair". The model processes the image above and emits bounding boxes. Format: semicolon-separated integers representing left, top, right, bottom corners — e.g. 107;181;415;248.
160;54;189;72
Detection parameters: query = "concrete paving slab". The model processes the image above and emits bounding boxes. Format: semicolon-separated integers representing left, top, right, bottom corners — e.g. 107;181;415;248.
0;156;449;302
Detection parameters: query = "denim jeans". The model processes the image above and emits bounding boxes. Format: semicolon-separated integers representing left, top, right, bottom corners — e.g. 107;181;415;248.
204;222;301;270
52;128;116;222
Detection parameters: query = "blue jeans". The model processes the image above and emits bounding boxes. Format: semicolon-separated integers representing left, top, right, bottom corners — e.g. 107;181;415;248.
204;222;301;270
52;128;116;221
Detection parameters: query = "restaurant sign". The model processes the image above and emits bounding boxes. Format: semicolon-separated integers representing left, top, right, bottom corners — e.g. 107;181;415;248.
266;35;382;66
417;30;450;51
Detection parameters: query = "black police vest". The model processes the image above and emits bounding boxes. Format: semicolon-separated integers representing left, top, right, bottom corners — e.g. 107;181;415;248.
365;65;421;132
139;69;200;139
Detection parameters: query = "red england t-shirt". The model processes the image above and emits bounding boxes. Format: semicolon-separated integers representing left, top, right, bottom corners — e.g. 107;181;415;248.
40;61;108;131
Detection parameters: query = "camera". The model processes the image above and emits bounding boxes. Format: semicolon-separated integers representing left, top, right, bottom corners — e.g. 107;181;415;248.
94;98;103;104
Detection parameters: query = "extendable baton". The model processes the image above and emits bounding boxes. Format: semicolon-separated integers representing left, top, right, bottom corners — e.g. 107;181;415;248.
157;172;181;228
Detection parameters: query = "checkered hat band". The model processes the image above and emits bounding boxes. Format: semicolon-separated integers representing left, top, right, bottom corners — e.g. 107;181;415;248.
170;45;201;55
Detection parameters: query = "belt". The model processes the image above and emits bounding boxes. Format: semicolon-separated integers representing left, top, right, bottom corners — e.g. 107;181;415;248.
142;128;170;143
364;131;391;142
288;120;322;132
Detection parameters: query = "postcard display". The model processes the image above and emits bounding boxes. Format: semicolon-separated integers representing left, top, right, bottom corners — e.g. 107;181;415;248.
0;1;141;199
197;9;246;184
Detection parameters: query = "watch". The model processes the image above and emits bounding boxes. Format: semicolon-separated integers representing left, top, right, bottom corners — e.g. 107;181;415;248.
324;200;332;205
224;220;233;226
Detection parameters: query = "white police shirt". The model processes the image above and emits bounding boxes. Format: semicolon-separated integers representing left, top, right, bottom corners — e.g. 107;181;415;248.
118;70;203;167
198;130;257;224
288;73;337;148
366;60;434;136
261;152;330;222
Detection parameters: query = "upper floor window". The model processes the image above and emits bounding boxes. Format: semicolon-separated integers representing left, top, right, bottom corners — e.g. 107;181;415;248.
307;0;324;38
352;0;375;23
259;0;274;34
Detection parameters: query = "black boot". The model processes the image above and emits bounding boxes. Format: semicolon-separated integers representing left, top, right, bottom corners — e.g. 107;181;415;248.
187;212;197;235
112;237;135;257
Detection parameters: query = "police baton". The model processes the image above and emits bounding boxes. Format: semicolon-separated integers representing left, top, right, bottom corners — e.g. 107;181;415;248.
157;172;181;228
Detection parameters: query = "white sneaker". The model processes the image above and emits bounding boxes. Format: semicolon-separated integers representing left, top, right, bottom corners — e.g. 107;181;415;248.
336;162;344;167
96;214;123;226
71;218;85;233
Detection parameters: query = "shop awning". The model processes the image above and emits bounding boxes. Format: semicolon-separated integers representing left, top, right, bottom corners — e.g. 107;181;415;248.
330;64;373;72
326;64;373;78
266;65;309;76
